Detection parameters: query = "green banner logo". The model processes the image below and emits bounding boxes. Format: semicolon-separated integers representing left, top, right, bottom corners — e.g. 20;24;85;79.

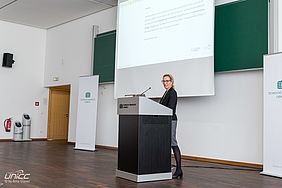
85;92;91;98
278;81;282;89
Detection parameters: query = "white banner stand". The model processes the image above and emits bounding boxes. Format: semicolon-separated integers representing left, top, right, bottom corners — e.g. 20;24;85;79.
261;53;282;178
75;75;99;151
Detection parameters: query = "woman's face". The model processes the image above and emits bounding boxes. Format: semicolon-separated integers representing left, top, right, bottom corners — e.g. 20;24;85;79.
162;76;173;90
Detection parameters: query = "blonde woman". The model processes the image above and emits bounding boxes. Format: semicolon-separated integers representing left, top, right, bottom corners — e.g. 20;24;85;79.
160;74;183;179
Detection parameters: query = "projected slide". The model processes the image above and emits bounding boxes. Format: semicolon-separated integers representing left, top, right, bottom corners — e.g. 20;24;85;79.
117;0;214;69
115;0;214;98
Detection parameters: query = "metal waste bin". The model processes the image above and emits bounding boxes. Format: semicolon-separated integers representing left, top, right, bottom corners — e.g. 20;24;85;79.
22;114;31;141
13;121;23;141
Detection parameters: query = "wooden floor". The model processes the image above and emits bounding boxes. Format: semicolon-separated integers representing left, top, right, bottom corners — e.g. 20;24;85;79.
0;141;282;188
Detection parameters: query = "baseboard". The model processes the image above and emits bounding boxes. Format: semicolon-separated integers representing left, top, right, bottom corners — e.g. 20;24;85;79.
67;142;118;150
92;145;262;169
0;139;12;141
178;155;263;169
96;145;118;150
1;138;47;141
32;138;48;141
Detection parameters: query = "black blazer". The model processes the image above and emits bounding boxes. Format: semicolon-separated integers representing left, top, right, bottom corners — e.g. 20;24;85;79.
160;87;177;120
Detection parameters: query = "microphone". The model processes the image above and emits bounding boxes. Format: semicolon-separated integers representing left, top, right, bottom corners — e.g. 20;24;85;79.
139;87;151;96
124;87;151;97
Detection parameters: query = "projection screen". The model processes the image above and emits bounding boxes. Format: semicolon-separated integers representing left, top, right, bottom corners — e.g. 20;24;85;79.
115;0;215;98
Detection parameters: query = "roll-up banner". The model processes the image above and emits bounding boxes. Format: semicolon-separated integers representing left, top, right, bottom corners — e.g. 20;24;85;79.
262;53;282;178
75;75;99;151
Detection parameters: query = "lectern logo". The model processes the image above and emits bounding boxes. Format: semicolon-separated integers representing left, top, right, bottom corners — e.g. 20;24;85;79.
119;103;136;109
277;81;282;89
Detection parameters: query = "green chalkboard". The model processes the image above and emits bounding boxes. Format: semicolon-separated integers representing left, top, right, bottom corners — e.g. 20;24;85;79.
215;0;268;72
93;0;268;82
93;30;116;83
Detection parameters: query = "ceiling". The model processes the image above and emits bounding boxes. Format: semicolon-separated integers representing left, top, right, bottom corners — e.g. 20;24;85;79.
0;0;117;29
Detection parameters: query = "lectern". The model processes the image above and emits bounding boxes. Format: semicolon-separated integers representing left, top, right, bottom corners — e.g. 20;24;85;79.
116;96;172;182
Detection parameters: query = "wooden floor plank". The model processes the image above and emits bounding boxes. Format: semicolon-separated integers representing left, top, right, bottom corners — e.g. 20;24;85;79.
0;141;281;188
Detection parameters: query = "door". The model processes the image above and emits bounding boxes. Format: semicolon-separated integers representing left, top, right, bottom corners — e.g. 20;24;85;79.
47;85;70;140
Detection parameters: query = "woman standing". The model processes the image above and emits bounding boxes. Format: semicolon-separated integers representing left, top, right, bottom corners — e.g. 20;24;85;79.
160;74;183;179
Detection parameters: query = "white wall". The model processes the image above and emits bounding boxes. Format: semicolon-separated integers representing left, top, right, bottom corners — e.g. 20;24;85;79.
96;84;118;146
216;0;240;6
178;70;263;164
0;20;48;139
44;7;117;142
279;0;282;51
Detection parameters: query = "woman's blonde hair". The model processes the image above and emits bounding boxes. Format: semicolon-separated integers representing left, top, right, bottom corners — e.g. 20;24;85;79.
163;74;175;89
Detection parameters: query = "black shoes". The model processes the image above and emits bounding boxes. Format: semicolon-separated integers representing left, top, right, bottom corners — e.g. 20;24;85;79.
172;169;183;179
